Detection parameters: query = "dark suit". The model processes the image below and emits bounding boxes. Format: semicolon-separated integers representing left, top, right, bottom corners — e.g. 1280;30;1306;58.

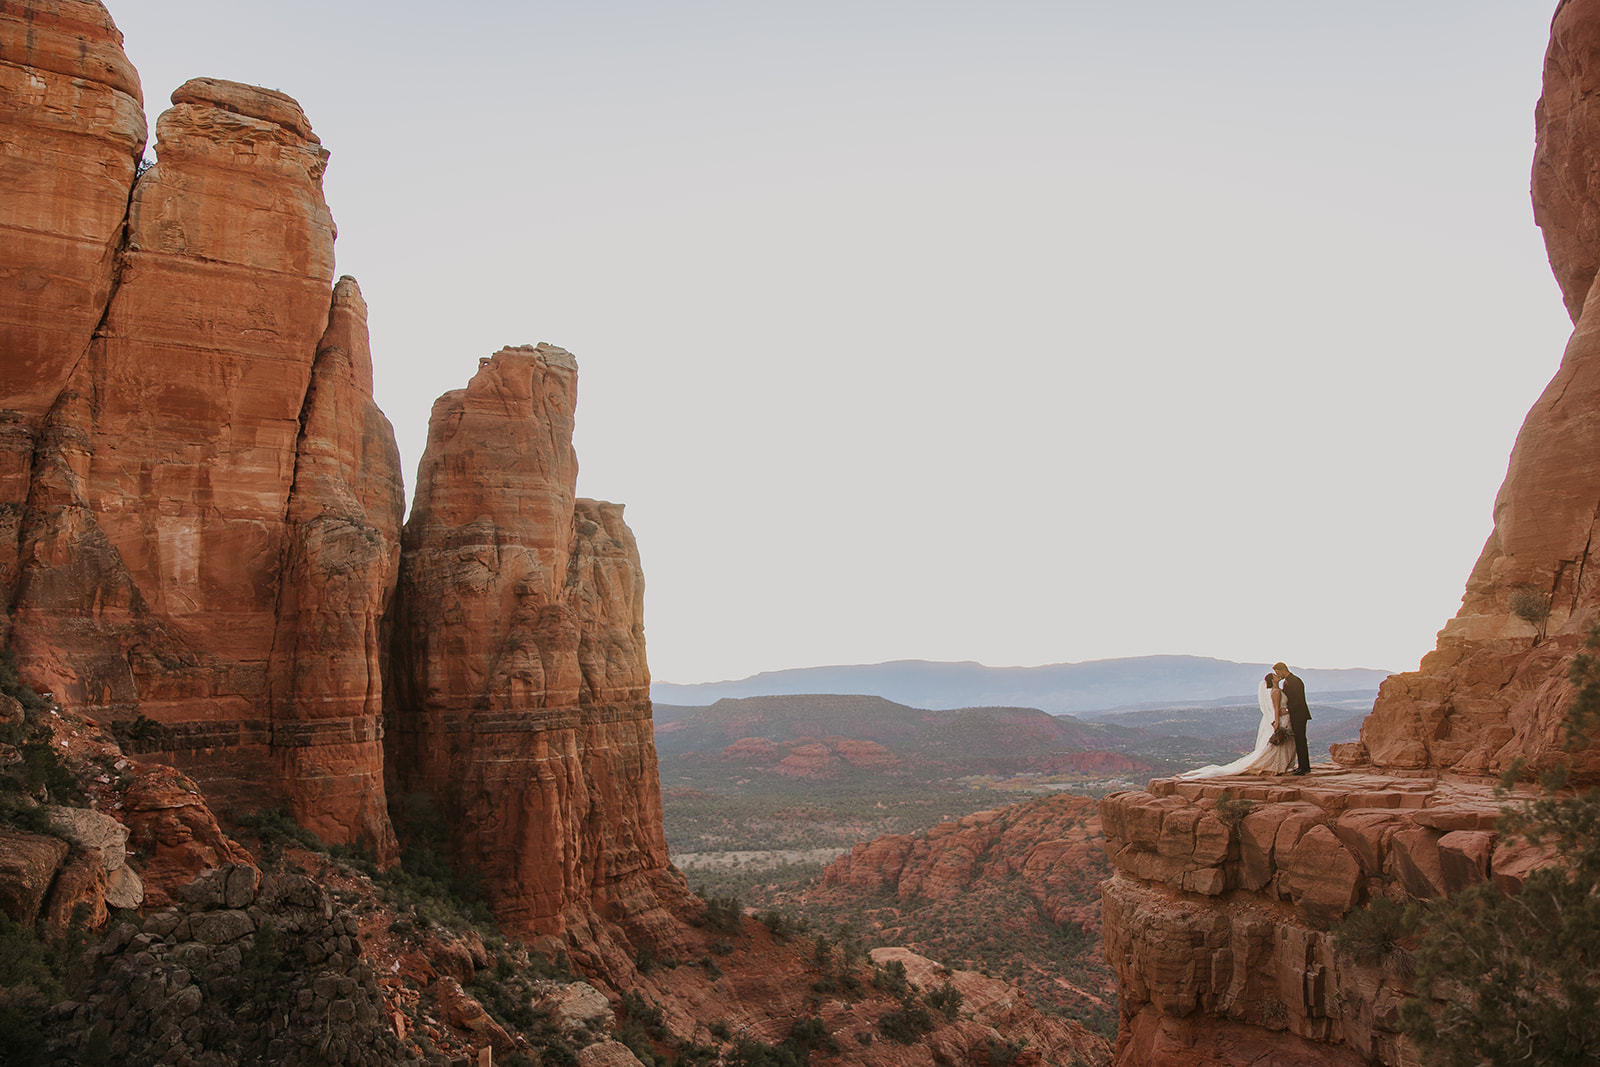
1280;671;1312;773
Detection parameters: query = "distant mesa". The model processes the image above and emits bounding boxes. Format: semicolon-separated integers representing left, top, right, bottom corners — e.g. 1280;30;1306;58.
652;654;1392;715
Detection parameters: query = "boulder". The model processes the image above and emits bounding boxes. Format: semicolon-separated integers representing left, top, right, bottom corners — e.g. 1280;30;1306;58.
1437;830;1495;893
1280;825;1363;927
0;827;68;924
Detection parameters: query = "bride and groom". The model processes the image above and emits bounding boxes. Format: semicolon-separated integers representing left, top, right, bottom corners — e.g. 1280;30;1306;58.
1180;662;1312;779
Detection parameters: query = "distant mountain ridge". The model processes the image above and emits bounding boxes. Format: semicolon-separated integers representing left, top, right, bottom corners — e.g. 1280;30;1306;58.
651;655;1392;715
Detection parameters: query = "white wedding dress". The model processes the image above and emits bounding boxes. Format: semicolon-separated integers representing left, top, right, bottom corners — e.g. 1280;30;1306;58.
1178;680;1296;778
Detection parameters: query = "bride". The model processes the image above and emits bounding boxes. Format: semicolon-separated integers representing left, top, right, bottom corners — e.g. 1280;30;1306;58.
1179;673;1296;778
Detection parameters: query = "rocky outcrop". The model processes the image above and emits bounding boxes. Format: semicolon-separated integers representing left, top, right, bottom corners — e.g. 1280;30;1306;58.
1349;0;1600;783
720;734;902;777
813;794;1115;1025
120;764;255;909
386;344;679;956
825;795;1106;935
1099;771;1551;1067
1;4;403;856
52;864;418;1065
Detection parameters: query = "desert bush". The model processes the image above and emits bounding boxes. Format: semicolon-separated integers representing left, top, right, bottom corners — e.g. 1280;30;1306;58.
986;1037;1026;1067
0;654;81;807
1213;795;1255;829
873;958;910;997
1333;897;1412;966
1507;584;1552;625
925;981;963;1022
786;1017;839;1060
701;891;745;934
878;1002;934;1044
726;1037;802;1067
758;909;805;942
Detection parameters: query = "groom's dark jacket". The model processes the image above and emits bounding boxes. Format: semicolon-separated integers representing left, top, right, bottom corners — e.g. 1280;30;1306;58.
1282;672;1311;724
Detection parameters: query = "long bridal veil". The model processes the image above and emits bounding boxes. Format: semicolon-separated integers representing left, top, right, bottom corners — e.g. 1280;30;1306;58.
1177;679;1282;779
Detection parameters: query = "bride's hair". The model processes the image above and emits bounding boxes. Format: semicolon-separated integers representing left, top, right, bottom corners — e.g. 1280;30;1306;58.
1264;673;1276;685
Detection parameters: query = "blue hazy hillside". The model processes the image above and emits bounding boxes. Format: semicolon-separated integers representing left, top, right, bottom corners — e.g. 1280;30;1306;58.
651;654;1392;716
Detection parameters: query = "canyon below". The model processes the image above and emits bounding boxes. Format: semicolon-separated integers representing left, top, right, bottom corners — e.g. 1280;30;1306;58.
3;1;1600;1066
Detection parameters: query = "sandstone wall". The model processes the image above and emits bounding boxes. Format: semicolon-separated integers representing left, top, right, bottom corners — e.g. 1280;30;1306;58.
1;3;402;857
0;0;145;645
1352;0;1600;783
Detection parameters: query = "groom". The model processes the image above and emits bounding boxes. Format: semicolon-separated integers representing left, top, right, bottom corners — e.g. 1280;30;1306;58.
1273;661;1312;775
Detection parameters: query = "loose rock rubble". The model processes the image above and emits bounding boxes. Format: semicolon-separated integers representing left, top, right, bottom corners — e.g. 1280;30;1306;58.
52;864;419;1066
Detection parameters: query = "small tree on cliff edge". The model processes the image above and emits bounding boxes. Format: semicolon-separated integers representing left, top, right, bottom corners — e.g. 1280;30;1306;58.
1399;627;1600;1066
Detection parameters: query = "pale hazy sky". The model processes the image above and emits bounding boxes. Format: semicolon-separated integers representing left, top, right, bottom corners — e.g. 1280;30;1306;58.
108;1;1573;684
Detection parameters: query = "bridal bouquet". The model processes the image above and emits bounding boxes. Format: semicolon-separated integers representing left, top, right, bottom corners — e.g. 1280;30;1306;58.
1269;726;1290;746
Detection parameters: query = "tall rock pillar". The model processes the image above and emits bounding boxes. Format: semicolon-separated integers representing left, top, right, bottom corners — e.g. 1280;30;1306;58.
388;345;673;953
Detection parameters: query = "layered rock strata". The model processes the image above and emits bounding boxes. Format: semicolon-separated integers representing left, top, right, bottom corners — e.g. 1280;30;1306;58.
1101;771;1548;1066
1;5;403;857
387;345;680;953
1350;0;1600;782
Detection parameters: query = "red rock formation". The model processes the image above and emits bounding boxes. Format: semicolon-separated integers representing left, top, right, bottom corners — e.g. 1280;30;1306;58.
777;740;834;777
120;764;255;908
266;276;403;857
16;73;337;715
387;345;680;957
833;736;898;769
1351;0;1600;783
0;827;70;924
1100;771;1533;1067
1;24;402;855
814;793;1113;1023
824;794;1107;934
721;736;782;762
0;0;145;650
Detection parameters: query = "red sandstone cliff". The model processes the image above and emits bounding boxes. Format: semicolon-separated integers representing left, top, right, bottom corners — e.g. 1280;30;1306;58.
1350;0;1600;783
1;3;401;856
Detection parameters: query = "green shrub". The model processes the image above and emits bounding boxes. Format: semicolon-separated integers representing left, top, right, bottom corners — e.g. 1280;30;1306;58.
619;989;669;1041
986;1037;1025;1067
786;1017;839;1059
925;981;963;1022
758;909;805;942
726;1037;801;1067
877;1002;933;1044
873;958;909;997
701;892;745;934
1333;897;1412;965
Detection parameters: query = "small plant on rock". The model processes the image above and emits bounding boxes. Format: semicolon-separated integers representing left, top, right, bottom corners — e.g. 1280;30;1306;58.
1214;794;1256;829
